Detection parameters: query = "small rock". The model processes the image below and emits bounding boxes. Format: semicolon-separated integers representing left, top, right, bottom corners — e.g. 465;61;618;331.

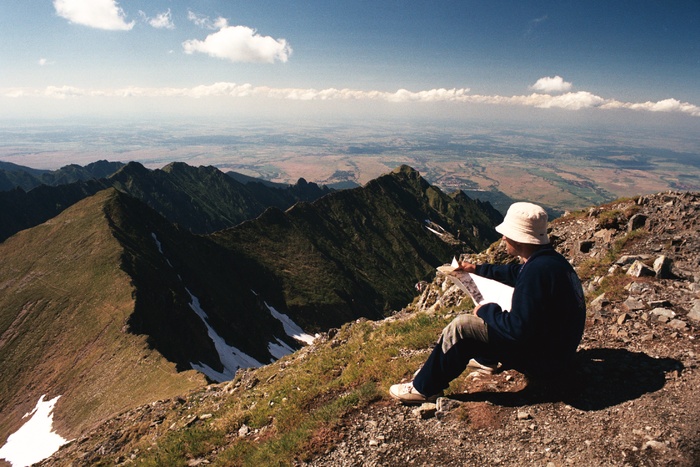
687;300;700;322
643;440;666;450
626;282;650;294
627;260;655;278
238;424;250;437
617;255;649;266
589;294;608;313
617;313;629;325
517;410;532;420
628;213;648;231
622;297;645;311
594;229;614;242
651;308;676;319
578;239;595;253
436;397;461;414
412;402;437;419
668;319;687;330
187;459;209;466
653;255;674;279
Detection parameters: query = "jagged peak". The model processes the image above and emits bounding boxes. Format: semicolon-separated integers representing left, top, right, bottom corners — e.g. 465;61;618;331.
162;161;209;173
391;164;420;177
112;160;150;177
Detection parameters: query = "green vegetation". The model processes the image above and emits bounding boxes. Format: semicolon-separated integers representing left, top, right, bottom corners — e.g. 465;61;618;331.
133;311;454;466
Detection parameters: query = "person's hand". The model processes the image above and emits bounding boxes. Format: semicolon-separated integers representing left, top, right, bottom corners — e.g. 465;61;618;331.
457;261;476;273
473;303;482;316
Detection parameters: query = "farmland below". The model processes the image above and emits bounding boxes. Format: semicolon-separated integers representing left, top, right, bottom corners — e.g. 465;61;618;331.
1;117;698;214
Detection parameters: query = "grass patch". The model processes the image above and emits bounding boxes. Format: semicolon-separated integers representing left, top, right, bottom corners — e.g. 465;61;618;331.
134;311;452;466
594;271;636;302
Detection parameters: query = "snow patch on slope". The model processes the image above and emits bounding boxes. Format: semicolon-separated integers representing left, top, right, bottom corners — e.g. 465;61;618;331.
0;395;68;467
268;337;296;360
152;233;313;380
187;289;263;383
266;302;316;345
151;232;173;267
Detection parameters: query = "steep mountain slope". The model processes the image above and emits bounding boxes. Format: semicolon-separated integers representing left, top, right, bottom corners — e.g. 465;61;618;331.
0;190;207;446
102;188;303;375
1;166;503;464
0;180;110;242
0;187;313;452
212;165;502;329
109;161;331;233
38;191;700;467
108;161;266;234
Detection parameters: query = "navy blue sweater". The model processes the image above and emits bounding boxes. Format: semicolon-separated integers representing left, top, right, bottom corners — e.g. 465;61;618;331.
475;245;586;376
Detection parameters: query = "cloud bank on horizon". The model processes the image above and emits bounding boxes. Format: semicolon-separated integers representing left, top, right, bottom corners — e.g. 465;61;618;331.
2;0;697;120
6;77;699;118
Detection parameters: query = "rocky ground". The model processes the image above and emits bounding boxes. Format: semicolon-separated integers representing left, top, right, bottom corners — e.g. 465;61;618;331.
299;191;700;467
37;192;700;466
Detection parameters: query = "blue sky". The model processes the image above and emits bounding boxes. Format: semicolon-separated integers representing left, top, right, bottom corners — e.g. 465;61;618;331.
0;1;699;122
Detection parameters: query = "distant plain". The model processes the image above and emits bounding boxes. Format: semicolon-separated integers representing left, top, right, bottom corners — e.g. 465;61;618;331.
1;117;698;213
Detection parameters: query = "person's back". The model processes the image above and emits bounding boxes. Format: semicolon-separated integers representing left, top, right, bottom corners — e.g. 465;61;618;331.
494;245;586;377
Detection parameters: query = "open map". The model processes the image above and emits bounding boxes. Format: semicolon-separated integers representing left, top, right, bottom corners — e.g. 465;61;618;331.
437;258;514;312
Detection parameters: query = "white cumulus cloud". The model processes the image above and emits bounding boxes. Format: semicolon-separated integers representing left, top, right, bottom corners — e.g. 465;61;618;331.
53;0;133;30
182;18;292;64
530;76;573;94
141;9;174;30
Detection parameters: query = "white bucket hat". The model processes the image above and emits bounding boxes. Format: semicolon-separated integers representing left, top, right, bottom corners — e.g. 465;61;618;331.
495;202;549;245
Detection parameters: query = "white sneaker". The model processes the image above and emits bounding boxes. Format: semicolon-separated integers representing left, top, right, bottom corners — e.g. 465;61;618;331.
466;358;500;379
389;382;441;404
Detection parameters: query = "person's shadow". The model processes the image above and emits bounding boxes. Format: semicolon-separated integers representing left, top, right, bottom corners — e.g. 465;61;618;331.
451;348;683;411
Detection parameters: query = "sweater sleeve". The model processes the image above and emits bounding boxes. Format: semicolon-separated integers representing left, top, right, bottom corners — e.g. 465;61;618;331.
475;263;521;287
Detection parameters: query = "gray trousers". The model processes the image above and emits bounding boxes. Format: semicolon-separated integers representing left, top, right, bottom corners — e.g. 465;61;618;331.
413;313;495;396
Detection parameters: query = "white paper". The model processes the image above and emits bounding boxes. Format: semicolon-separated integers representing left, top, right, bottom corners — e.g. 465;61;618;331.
437;258;514;311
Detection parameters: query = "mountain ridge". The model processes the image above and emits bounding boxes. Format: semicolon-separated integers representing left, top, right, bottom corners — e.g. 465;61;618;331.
0;161;332;242
211;165;502;329
1;165;503;461
0;160;124;192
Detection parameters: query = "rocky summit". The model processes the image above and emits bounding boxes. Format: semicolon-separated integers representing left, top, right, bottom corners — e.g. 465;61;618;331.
29;192;700;466
305;191;700;467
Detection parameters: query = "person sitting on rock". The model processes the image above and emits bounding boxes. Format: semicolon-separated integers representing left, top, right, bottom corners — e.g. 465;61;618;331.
390;202;587;403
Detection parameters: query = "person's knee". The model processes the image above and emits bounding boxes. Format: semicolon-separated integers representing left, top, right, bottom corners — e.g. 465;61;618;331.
440;314;487;354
